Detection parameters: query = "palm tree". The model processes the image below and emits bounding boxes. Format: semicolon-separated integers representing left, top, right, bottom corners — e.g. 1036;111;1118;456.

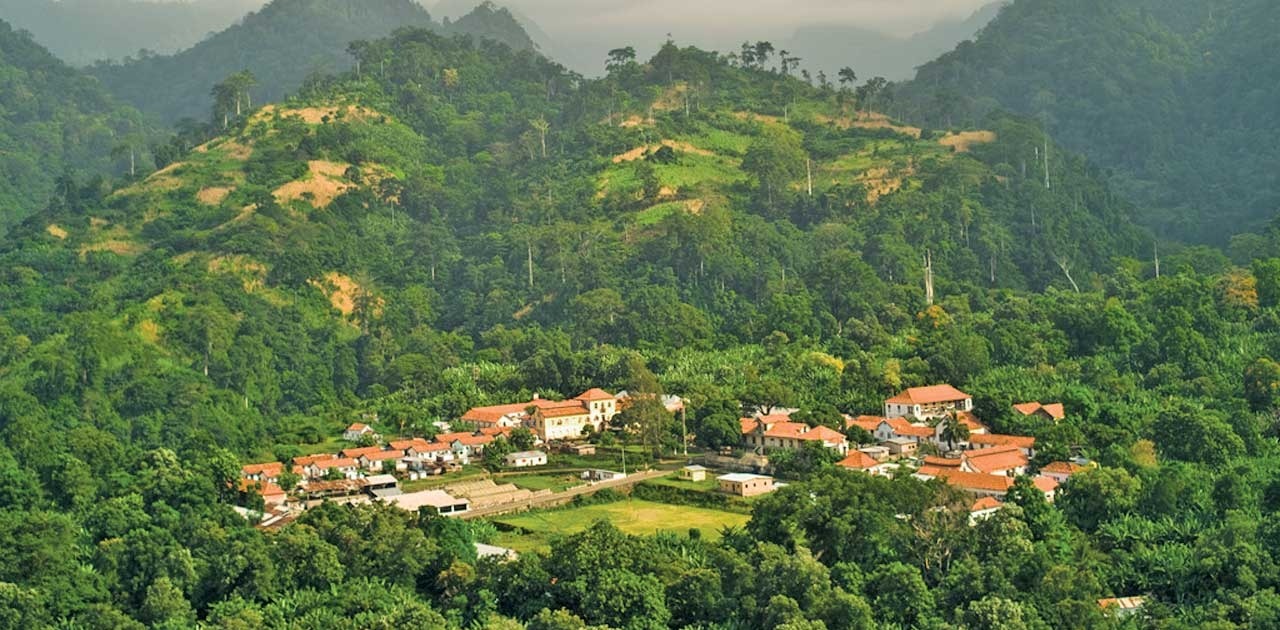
940;412;971;452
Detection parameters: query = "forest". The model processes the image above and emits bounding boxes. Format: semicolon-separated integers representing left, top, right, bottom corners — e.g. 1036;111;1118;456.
896;0;1280;245
1;0;1280;627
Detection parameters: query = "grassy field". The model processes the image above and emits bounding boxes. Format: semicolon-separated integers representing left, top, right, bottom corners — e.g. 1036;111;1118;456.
503;473;582;493
491;499;750;554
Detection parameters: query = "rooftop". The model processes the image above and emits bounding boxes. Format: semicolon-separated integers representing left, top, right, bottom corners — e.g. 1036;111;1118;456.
718;473;772;483
886;385;971;405
1013;402;1066;420
970;434;1037;449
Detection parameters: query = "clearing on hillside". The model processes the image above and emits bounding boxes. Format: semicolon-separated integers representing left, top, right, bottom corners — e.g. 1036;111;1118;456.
492;499;749;553
939;130;997;153
273;160;353;208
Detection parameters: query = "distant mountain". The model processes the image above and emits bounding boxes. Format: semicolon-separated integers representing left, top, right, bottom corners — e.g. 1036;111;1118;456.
896;0;1280;244
0;0;264;66
438;1;542;53
783;2;1004;81
0;19;149;229
87;0;538;124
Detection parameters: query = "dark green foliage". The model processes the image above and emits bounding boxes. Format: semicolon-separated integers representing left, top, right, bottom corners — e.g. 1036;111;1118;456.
0;19;151;228
899;0;1280;244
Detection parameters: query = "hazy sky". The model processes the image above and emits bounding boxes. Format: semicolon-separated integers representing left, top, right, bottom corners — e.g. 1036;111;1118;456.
435;0;995;37
431;0;997;73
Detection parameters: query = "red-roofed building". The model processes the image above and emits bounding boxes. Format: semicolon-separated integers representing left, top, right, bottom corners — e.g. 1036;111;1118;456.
837;451;895;476
1040;461;1090;483
872;418;936;443
969;433;1037;456
915;468;1016;497
961;445;1029;476
359;449;407;472
884;385;973;420
846;415;887;433
970;496;1004;524
239;478;287;506
1013;402;1066;422
304;457;360;480
292;453;335;467
241;462;284;483
343;422;377;442
742;418;849;455
462;389;619;441
341;446;386;459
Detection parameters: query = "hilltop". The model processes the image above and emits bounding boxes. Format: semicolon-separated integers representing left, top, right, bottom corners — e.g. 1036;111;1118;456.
0;19;151;229
87;0;537;123
6;29;1147;444
896;0;1280;244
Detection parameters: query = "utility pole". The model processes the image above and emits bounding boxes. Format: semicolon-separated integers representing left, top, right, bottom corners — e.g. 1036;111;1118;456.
526;240;534;288
1043;135;1051;190
924;249;935;306
806;158;813;197
1154;243;1161;279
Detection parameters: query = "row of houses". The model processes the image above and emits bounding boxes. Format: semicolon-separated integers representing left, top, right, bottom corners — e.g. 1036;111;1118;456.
238;427;521;505
461;388;685;442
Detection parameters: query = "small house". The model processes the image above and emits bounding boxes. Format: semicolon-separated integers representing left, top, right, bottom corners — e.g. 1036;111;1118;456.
884;437;919;456
505;450;548;468
680;465;708;482
1013;402;1065;422
717;473;775;497
343;422;377;442
1098;597;1146;618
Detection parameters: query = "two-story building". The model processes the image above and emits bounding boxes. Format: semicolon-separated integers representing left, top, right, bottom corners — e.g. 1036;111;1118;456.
884;385;974;420
742;415;849;455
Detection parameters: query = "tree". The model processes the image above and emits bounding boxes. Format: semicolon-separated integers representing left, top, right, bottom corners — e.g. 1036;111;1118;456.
1245;358;1280;412
838;67;858;89
510;427;536;451
939;413;971;451
530;117;550;159
742;126;807;207
605;47;637;74
866;562;934;627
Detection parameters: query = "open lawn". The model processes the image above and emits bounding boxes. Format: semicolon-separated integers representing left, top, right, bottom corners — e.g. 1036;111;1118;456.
491;499;750;554
503;473;582;493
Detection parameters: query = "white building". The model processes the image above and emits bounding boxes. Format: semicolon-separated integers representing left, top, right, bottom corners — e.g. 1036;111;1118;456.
505;450;548;468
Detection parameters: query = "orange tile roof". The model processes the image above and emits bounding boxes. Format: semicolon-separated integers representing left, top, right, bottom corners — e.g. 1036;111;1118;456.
341;446;385;458
575;388;615;401
540;405;591;419
970;434;1036;449
1033;476;1060;493
479;427;513;437
1041;461;1087;476
389;438;434;451
741;418;759;435
238;478;286;497
461;401;537;423
927;468;1016;492
1013;402;1066;420
886;418;936;438
964;447;1028;474
293;454;336;466
846;415;886;432
837;452;880;470
886;385;970;405
971;496;1002;511
361;450;405;462
309;457;357;469
923;456;963;468
436;433;494;446
762;422;846;444
346;422;370;432
955;411;988;432
241;462;284;477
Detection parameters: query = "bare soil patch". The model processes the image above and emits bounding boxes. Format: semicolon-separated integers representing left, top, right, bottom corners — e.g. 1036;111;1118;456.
273;160;353;208
939;130;997;153
46;224;68;239
197;186;234;206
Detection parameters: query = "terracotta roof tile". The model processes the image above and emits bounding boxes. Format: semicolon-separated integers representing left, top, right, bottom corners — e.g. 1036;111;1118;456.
886;385;970;405
341;446;385;458
927;468;1016;492
1041;461;1087;476
846;415;886;431
1013;402;1066;420
241;462;284;477
964;447;1029;474
971;496;1002;511
575;388;615;401
970;434;1036;449
837;452;880;470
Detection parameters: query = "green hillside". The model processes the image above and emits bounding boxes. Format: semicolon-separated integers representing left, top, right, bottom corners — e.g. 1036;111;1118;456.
87;0;537;124
7;23;1280;629
897;0;1280;244
0;19;150;230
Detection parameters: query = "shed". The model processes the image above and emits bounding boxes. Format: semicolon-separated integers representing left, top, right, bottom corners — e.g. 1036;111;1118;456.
680;465;708;482
717;473;775;497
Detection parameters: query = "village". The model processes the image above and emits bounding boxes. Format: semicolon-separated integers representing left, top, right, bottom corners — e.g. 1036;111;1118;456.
237;384;1095;525
233;382;1140;614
